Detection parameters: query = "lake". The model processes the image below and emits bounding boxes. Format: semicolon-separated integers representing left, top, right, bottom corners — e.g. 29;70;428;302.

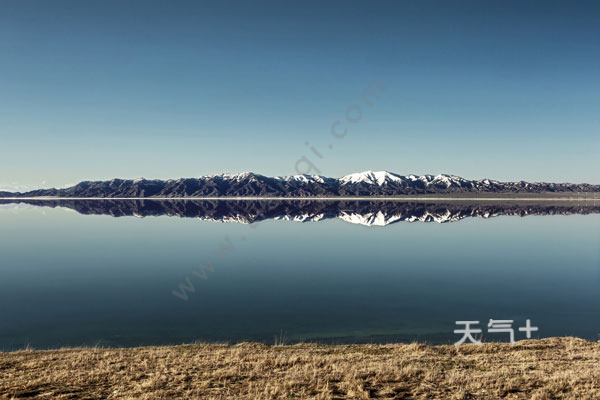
1;200;599;350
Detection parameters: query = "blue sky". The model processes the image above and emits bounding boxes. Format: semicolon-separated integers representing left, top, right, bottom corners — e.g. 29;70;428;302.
1;0;599;190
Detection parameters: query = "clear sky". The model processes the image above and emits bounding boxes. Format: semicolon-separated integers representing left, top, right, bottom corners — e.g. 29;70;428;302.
1;0;599;191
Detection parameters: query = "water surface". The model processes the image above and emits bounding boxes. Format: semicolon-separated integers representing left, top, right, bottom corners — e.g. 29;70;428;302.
0;200;599;350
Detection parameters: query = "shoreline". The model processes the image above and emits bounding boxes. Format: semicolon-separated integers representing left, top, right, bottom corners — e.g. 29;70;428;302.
1;337;599;399
2;194;600;201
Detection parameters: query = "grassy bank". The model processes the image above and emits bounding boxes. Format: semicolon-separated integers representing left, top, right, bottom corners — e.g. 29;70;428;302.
1;337;599;399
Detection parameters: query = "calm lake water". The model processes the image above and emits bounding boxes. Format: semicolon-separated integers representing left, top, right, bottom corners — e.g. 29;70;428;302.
1;201;599;350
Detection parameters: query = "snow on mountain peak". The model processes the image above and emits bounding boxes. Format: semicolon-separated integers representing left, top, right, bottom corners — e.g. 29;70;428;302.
220;172;255;179
284;174;327;184
429;174;466;187
339;171;470;186
340;170;404;185
195;171;474;188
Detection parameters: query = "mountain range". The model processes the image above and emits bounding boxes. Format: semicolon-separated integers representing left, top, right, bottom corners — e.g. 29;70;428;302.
1;171;599;198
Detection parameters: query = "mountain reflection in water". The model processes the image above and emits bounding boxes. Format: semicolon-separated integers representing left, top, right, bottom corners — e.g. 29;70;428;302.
2;199;599;226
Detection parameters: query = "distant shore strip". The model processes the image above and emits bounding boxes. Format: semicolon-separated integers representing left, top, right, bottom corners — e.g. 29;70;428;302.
2;195;600;202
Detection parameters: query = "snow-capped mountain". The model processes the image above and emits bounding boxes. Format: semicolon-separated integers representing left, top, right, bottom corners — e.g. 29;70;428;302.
0;171;598;198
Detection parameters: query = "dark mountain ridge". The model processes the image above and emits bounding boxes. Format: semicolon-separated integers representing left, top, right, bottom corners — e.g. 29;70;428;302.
1;171;599;198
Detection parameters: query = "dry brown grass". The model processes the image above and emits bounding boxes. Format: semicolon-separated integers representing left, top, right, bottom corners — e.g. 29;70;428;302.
1;337;600;399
